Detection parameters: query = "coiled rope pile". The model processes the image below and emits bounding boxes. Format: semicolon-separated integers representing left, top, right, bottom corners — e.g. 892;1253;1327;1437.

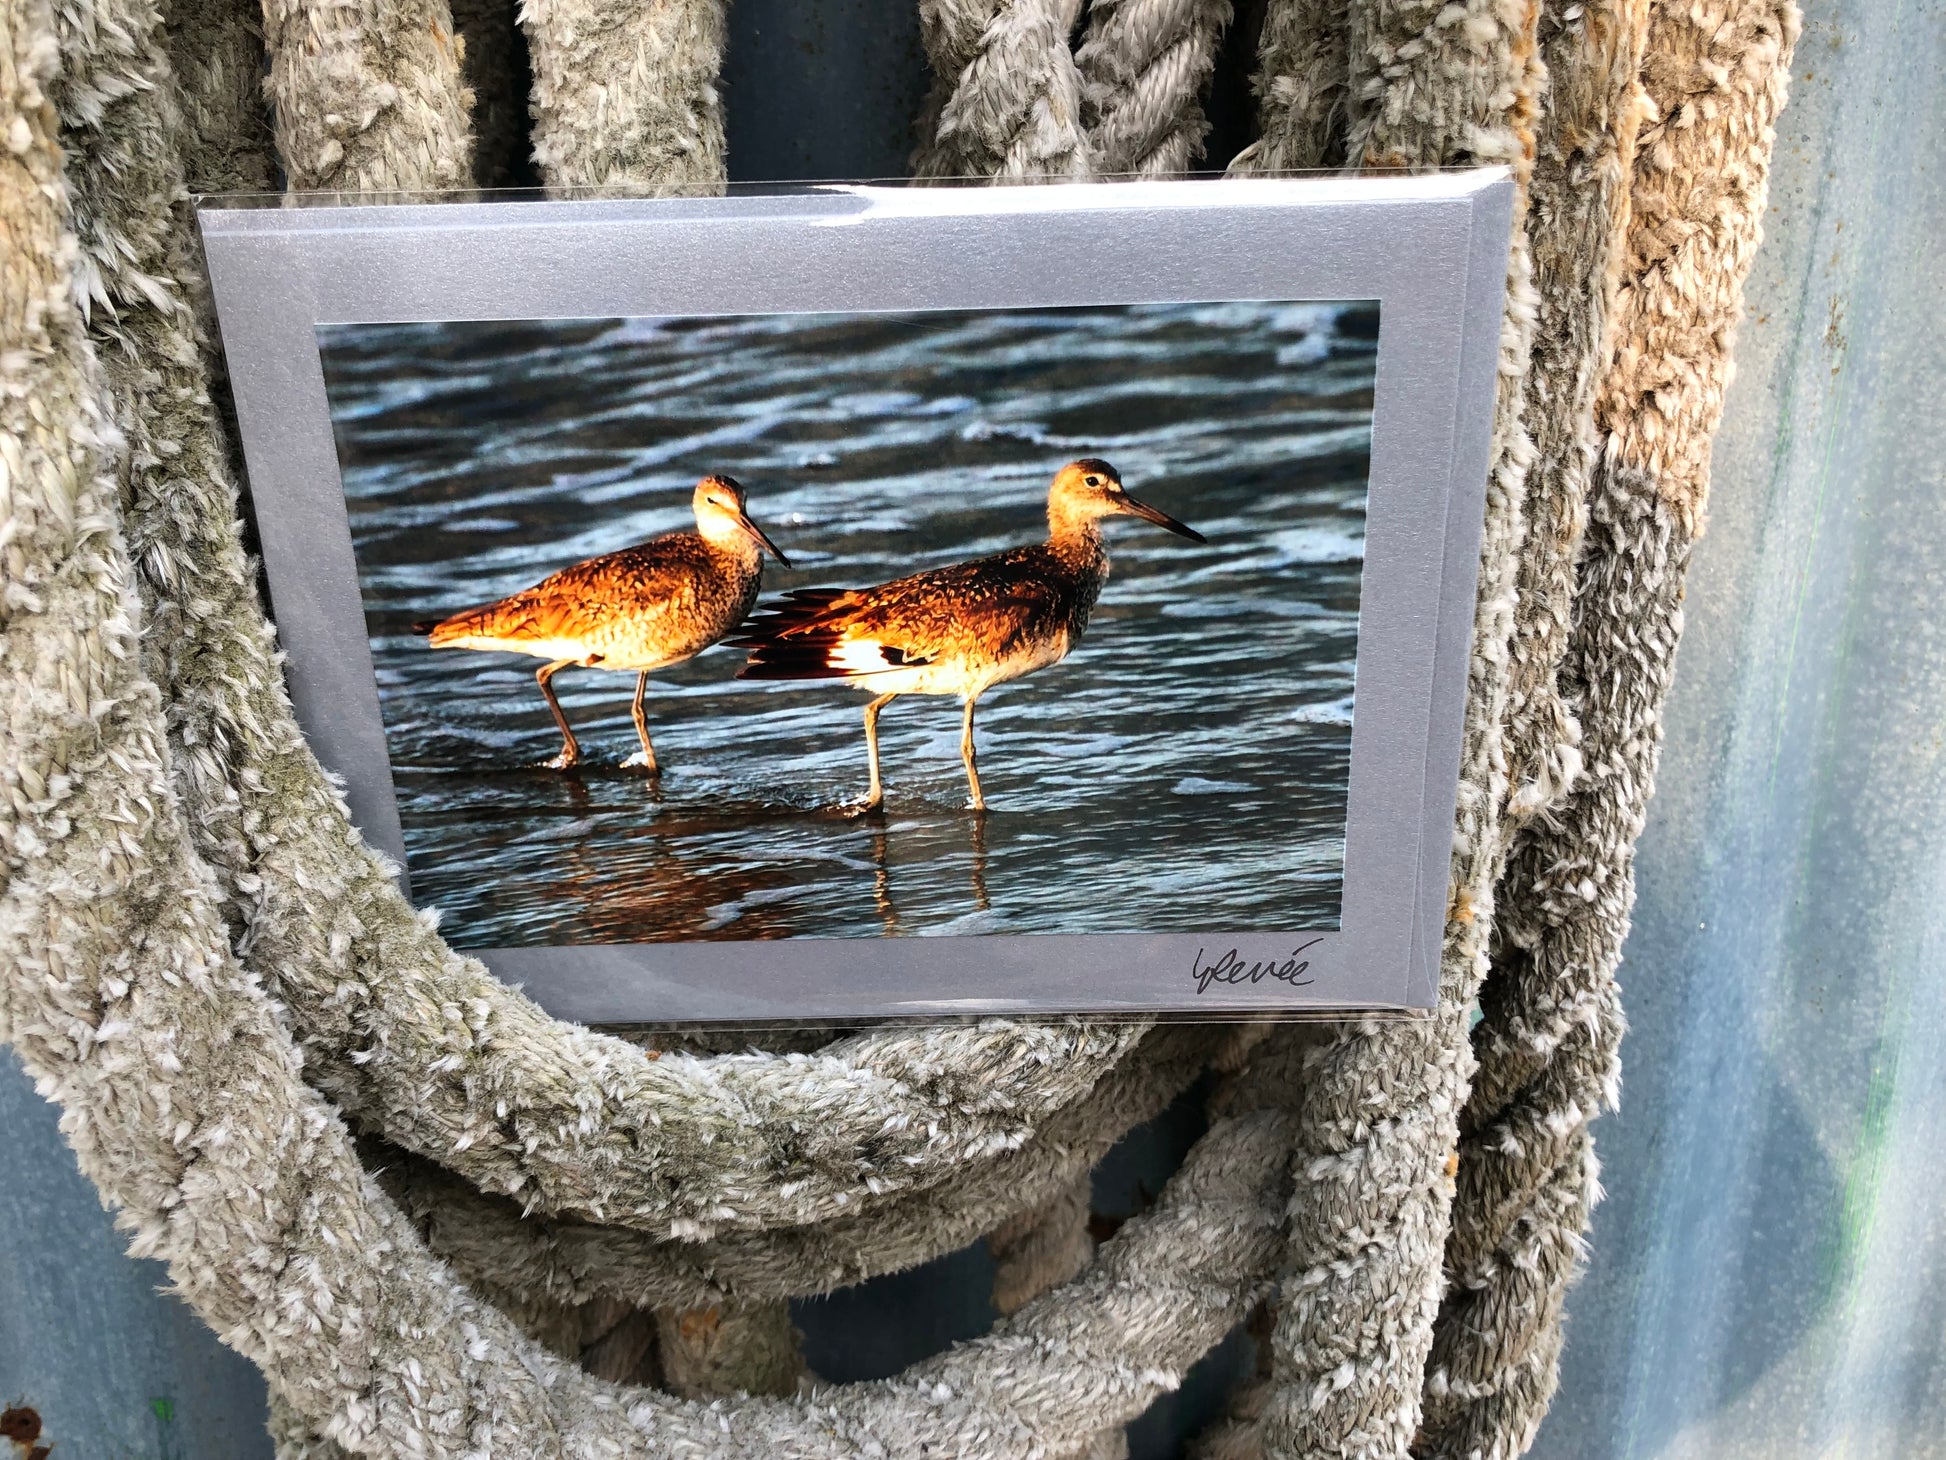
0;0;1796;1454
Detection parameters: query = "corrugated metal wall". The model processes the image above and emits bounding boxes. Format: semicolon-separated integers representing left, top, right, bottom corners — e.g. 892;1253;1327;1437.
4;1;1940;1453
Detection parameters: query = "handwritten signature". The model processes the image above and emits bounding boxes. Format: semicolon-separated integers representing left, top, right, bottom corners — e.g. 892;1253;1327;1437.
1191;940;1323;995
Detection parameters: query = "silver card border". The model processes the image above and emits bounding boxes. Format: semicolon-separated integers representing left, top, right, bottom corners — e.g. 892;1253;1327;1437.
197;172;1512;1022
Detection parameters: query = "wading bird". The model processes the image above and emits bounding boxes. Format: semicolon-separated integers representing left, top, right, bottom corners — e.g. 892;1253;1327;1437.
736;458;1202;811
419;474;790;772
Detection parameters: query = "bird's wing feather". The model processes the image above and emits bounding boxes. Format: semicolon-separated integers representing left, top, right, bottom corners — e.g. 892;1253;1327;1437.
429;538;709;646
739;548;1070;680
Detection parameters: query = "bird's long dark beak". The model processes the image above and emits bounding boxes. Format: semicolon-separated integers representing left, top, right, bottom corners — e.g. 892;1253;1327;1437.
1119;495;1206;543
736;508;793;568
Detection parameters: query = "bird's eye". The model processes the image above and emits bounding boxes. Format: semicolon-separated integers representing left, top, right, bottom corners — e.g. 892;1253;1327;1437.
1084;475;1101;487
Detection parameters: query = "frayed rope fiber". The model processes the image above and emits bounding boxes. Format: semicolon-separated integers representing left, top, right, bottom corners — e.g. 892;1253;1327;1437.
0;0;1795;1455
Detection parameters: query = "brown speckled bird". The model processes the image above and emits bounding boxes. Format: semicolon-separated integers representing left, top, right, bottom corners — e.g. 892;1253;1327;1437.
736;458;1203;810
420;474;789;772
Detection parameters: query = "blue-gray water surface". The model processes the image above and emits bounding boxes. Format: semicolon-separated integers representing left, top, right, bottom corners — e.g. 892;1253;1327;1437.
320;302;1376;945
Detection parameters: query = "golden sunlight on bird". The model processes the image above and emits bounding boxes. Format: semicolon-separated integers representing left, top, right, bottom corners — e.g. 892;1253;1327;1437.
735;458;1204;810
418;474;790;772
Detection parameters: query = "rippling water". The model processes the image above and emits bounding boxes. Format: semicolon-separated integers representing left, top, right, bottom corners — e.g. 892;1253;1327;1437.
319;301;1377;945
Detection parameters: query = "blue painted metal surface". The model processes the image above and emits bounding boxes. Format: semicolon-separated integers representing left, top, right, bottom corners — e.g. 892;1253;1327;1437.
0;1050;272;1458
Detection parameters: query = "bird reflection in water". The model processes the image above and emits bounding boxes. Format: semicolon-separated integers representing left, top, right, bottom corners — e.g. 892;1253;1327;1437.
540;784;816;944
969;812;991;913
861;808;991;935
868;823;899;936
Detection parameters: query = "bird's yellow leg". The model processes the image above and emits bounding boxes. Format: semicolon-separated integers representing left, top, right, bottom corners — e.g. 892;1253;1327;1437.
861;692;899;810
961;694;985;812
536;658;581;769
626;670;660;776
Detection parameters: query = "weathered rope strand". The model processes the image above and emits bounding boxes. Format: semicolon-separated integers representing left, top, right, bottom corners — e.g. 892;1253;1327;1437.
519;0;728;191
1254;3;1548;1454
1225;0;1347;173
990;1171;1098;1316
914;0;1093;178
1419;5;1800;1454
1075;0;1233;175
377;1026;1223;1312
1496;0;1652;830
260;0;476;191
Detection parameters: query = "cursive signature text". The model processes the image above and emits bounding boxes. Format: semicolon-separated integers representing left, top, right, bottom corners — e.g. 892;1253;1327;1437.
1190;940;1323;995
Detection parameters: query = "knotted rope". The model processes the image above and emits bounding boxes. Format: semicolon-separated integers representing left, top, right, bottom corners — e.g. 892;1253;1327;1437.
0;1;1798;1457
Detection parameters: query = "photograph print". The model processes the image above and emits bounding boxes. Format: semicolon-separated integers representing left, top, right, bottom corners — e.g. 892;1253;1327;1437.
318;299;1379;949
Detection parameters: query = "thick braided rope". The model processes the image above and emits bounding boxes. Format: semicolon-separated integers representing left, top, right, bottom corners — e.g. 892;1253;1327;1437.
378;1026;1224;1312
260;0;474;190
913;0;1092;178
0;284;1289;1431
4;42;1289;1459
520;0;727;191
1177;1024;1314;1460
1400;2;1656;1443
7;2;1790;1460
654;1299;810;1396
1074;0;1233;175
1247;4;1546;1456
111;0;1152;1227
1495;0;1651;828
487;1288;664;1386
1226;0;1347;173
427;1272;797;1399
264;1291;807;1454
990;1173;1097;1315
1418;5;1800;1455
988;1174;1129;1460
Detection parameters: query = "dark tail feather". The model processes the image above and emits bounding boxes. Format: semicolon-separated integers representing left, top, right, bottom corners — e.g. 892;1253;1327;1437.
733;586;870;679
730;588;860;647
738;628;841;680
